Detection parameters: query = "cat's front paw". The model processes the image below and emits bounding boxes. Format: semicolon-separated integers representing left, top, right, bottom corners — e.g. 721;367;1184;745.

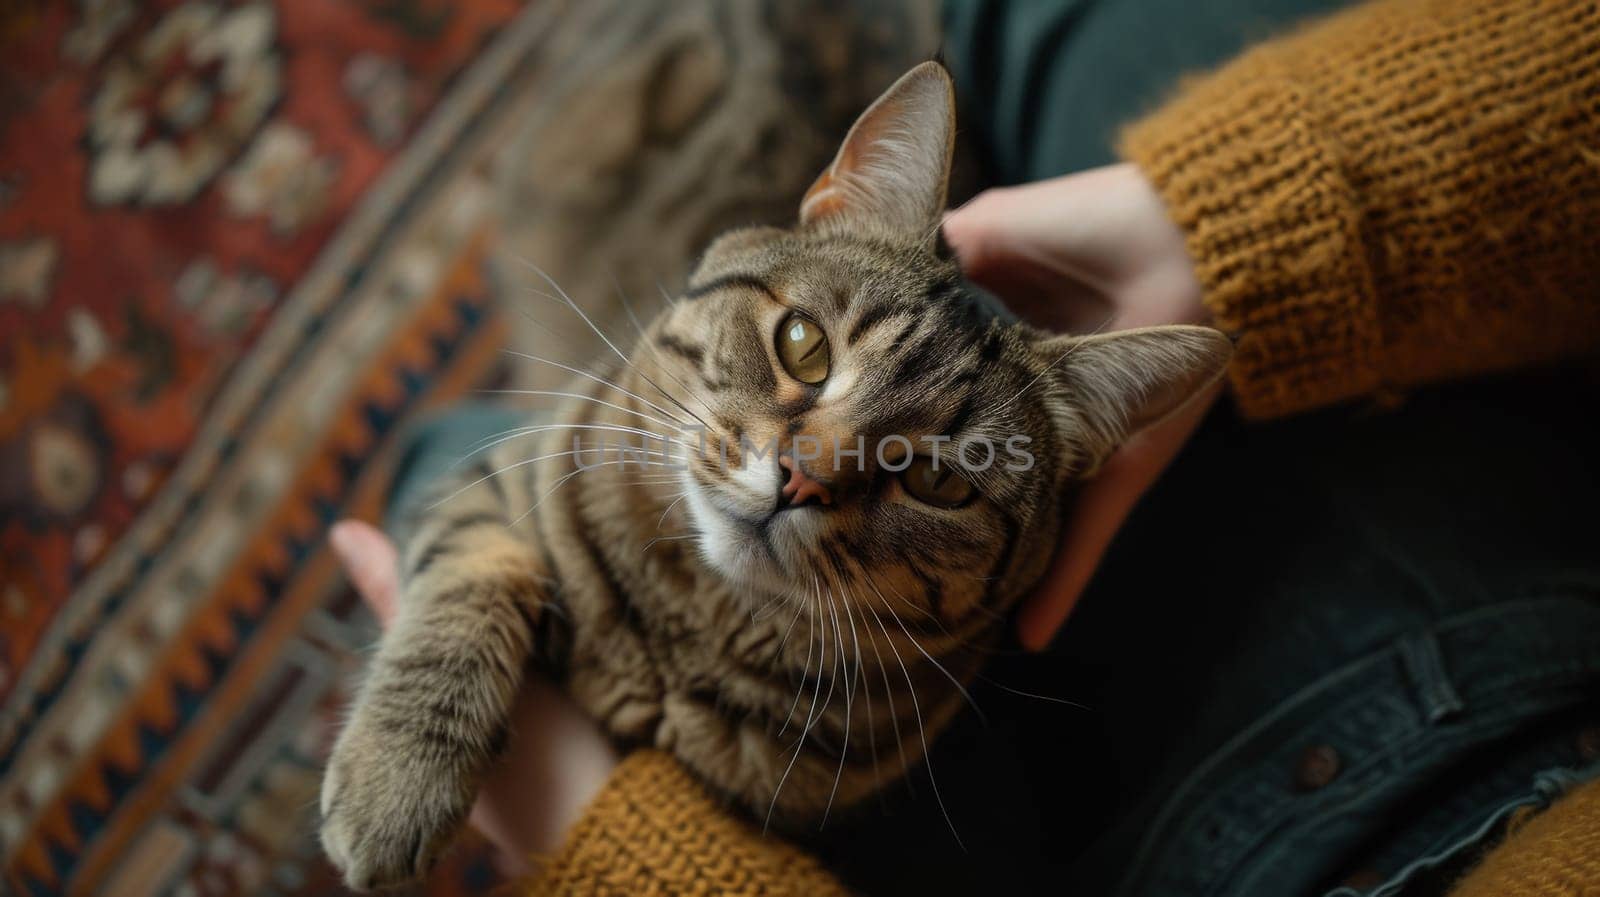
319;713;475;891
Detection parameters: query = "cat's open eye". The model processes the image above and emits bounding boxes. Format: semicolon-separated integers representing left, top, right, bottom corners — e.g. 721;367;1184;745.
775;313;830;384
899;455;975;508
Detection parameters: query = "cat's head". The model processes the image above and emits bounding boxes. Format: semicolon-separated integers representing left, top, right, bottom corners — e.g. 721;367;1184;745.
644;62;1228;629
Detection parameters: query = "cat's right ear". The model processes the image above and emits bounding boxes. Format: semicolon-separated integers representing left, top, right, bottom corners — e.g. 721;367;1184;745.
1035;325;1233;473
799;61;955;249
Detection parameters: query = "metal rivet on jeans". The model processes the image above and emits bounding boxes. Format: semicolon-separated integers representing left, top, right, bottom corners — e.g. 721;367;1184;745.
1295;744;1342;791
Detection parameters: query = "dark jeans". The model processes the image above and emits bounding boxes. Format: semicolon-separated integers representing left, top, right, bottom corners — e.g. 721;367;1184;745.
391;3;1600;894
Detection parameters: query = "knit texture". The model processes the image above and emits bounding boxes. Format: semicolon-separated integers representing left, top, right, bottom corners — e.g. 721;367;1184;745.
1122;0;1600;419
1450;778;1600;897
524;750;851;897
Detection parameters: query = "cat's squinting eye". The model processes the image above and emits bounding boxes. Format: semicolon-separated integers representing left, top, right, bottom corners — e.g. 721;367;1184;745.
775;313;830;384
900;455;975;508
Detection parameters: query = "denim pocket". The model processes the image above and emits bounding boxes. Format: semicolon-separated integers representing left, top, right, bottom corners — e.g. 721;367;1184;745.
1118;596;1600;897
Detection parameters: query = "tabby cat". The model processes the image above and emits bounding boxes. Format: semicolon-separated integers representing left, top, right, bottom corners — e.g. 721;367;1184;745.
319;62;1231;889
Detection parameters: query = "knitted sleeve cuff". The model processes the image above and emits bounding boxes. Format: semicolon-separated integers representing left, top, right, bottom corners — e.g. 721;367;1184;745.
524;749;851;897
1119;27;1385;419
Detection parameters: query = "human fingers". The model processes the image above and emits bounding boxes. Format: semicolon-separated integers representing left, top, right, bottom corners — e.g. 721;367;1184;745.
328;519;401;627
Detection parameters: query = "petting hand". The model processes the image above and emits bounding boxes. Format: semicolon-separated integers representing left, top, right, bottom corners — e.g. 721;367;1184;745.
327;519;618;876
942;162;1219;651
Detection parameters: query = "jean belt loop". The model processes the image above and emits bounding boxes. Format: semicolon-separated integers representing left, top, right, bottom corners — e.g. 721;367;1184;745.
1398;630;1465;724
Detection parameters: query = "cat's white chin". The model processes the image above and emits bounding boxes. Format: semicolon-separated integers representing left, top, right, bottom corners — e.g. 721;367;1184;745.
703;533;793;597
681;478;801;598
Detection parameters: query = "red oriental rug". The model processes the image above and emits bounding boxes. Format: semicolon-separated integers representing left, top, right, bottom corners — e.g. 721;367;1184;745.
0;1;552;893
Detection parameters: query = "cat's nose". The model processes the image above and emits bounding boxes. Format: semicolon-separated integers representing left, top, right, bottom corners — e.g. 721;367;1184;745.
778;455;832;508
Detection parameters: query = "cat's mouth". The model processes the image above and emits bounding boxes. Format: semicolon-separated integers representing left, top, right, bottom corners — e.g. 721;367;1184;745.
680;473;815;596
722;509;784;565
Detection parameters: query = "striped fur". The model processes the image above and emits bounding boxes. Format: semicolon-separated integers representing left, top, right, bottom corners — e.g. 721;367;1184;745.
320;63;1230;890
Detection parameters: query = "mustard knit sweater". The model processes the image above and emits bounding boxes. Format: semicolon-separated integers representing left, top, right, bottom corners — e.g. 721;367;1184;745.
528;0;1600;893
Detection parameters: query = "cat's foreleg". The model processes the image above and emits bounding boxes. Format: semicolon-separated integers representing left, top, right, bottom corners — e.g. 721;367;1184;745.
320;464;550;890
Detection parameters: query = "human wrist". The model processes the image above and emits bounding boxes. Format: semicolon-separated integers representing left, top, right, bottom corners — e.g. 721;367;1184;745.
1117;162;1207;328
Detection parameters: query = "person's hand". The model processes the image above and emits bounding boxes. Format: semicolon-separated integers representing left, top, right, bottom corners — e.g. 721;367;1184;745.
943;162;1219;651
328;519;618;876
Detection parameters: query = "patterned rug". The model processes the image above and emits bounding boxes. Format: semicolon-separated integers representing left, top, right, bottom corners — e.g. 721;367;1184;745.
0;1;549;893
0;1;943;893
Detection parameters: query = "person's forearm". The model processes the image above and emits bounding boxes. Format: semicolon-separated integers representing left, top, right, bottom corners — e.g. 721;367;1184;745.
525;750;854;897
1121;0;1600;419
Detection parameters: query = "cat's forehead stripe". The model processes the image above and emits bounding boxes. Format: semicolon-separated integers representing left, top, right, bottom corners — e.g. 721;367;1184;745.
846;303;900;345
684;273;782;304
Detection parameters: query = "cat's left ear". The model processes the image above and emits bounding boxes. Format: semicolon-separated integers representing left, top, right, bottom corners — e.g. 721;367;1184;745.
1035;325;1233;472
799;61;955;247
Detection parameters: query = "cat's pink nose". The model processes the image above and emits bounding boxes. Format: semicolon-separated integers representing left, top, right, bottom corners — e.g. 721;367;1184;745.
779;455;833;507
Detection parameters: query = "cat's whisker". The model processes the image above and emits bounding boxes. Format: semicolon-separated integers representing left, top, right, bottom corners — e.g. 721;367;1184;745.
749;594;775;624
508;458;686;526
477;388;687;434
559;424;695;453
778;584;817;738
808;576;843;758
520;279;713;433
610;463;693;482
757;589;796;627
613;272;721;426
870;571;985;723
769;594;807;661
506;298;697;433
870;570;996;659
750;586;798;624
503;350;693;432
439;426;693;490
655;492;689;531
835;577;866;714
431;444;639;509
823;573;865;703
457;421;559;460
840;583;884;798
854;581;911;791
819;577;859;829
975;674;1093;712
503;299;697;430
991;313;1114;415
513;258;713;432
861;588;964;850
578;459;692;476
519;278;714;435
767;579;830;832
875;574;960;641
919;184;994;250
655;280;680;309
642;534;698;553
889;606;985;720
877;564;1005;637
